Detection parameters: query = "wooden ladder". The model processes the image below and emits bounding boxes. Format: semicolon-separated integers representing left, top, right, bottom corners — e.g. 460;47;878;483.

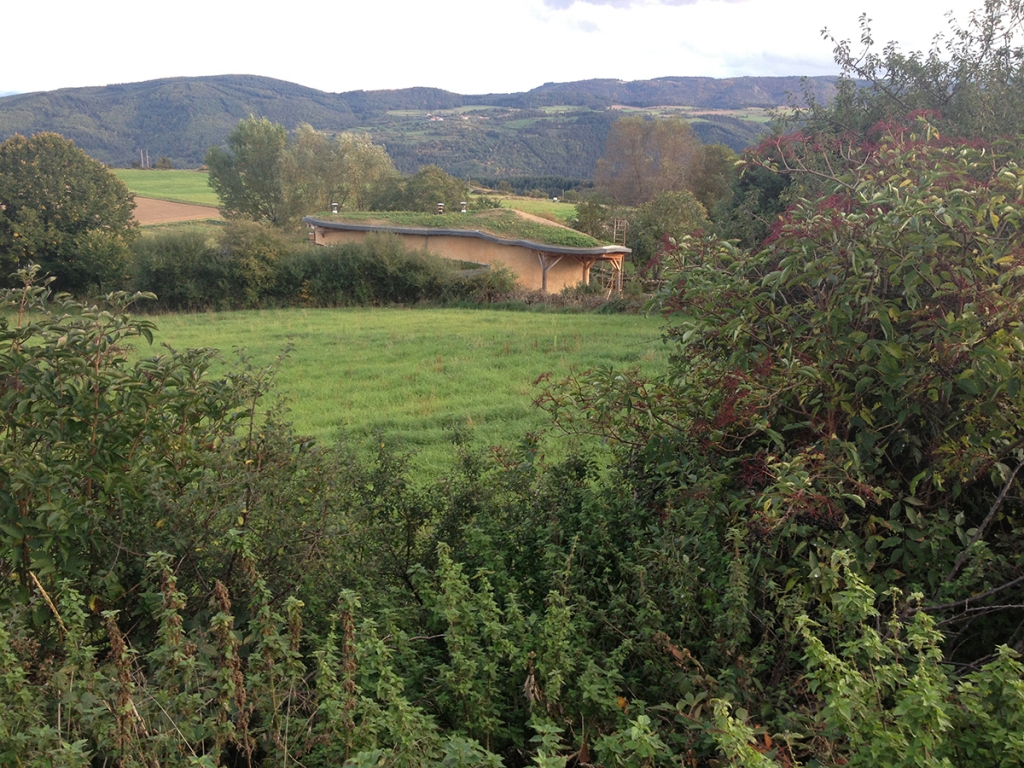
612;218;628;246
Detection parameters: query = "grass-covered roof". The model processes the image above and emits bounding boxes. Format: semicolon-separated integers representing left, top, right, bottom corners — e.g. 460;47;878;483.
305;209;610;250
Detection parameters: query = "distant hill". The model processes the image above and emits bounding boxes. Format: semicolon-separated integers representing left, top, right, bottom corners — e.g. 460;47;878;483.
0;76;358;170
507;76;839;110
0;74;839;179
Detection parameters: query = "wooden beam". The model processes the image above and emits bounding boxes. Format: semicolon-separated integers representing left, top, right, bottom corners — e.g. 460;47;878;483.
537;253;563;293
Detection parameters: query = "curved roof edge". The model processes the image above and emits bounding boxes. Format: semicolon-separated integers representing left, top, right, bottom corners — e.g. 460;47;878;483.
303;216;631;257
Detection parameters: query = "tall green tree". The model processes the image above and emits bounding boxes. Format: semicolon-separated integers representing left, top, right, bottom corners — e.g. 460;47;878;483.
0;132;137;294
206;116;288;225
208;119;399;226
689;142;737;213
369;164;469;213
626;189;708;273
281;125;397;214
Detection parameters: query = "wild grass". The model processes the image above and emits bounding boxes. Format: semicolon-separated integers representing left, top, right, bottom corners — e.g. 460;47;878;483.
134;219;227;238
113;169;218;205
135;307;668;476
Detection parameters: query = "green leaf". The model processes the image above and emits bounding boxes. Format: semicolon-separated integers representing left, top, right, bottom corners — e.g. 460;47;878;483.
956;376;981;395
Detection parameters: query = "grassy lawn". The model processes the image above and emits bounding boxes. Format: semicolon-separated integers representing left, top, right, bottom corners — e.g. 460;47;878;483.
113;169;218;206
135;307;668;475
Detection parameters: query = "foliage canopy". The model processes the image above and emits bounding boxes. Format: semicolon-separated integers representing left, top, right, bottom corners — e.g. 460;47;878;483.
807;0;1024;140
0;132;137;294
593;116;702;206
370;164;471;214
547;116;1024;675
205;116;289;225
281;124;398;214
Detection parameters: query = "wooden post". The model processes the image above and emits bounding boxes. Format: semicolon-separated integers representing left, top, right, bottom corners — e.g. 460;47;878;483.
537;253;563;293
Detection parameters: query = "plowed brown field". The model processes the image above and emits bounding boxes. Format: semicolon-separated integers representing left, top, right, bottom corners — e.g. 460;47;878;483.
134;197;221;225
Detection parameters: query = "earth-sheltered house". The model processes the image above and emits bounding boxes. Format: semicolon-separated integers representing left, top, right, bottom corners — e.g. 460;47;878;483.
303;211;630;294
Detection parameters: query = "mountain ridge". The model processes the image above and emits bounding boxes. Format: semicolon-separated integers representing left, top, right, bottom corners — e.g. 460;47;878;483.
0;74;838;178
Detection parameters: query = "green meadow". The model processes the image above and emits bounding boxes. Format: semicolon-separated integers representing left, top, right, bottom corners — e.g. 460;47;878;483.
113;169;220;205
113;170;581;227
137;307;669;474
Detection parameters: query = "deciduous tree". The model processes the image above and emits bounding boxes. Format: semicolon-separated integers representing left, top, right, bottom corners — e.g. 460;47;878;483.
281;125;397;214
594;115;701;206
206;116;289;225
626;189;707;273
208;119;399;226
730;0;1024;244
369;164;469;213
0;132;137;294
807;0;1024;140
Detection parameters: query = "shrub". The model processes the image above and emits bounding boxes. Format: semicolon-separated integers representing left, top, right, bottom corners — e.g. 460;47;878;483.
131;222;296;311
130;228;225;310
539;117;1024;760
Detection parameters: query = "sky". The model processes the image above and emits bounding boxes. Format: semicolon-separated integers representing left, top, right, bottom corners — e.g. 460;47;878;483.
3;0;986;97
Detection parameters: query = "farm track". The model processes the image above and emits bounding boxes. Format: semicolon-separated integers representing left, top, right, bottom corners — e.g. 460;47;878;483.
134;197;221;225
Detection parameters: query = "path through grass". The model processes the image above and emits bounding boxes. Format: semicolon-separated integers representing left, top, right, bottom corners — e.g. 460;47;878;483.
497;196;578;226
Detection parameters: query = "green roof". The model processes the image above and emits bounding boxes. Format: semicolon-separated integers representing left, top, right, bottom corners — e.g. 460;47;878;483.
306;209;610;250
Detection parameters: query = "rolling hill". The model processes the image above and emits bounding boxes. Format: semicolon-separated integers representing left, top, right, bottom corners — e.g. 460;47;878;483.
0;74;839;179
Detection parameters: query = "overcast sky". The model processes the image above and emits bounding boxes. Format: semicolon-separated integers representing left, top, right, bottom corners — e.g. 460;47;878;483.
4;0;985;96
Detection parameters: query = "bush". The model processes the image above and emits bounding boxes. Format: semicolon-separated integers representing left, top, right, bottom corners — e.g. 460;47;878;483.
281;234;459;306
131;222;298;311
132;228;545;310
625;189;708;273
131;228;225;310
539;117;1024;761
280;234;527;307
0;132;137;295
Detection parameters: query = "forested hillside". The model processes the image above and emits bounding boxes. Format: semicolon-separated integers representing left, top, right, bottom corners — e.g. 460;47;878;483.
0;76;358;170
0;74;838;176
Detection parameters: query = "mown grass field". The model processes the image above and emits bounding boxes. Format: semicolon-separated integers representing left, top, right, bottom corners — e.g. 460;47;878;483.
113;169;220;206
113;170;581;227
136;307;668;475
